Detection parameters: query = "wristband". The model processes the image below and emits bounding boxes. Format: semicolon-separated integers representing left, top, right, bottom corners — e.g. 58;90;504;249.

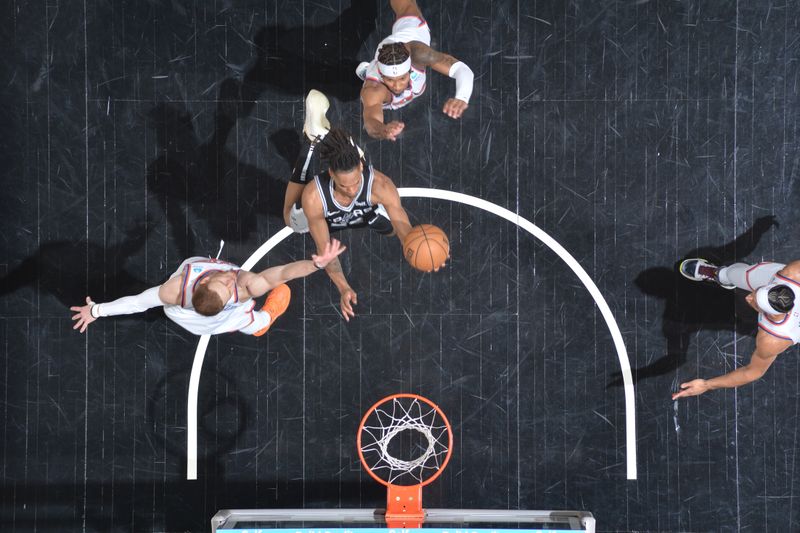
90;302;101;318
448;61;474;104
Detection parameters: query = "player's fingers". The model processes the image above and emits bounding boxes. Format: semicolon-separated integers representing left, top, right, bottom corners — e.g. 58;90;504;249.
85;296;93;304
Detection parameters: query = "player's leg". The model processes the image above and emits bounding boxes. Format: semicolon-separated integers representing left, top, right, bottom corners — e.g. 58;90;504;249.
717;262;784;291
390;0;423;20
284;183;308;232
239;284;292;336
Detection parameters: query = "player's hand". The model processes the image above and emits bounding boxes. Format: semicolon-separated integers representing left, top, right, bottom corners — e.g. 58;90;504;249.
339;288;358;322
672;379;709;400
70;296;97;333
442;98;468;119
382;121;405;141
312;239;347;269
745;292;760;313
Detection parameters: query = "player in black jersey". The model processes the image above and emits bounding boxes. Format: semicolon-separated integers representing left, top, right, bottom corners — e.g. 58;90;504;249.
300;128;413;321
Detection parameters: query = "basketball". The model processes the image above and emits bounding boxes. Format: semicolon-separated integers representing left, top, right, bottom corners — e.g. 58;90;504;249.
403;224;449;272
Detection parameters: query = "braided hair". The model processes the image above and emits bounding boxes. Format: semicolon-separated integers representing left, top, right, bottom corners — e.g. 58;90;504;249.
319;128;361;173
377;42;410;68
768;284;795;313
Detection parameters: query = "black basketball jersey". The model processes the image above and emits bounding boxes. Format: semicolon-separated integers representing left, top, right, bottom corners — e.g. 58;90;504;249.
313;165;379;231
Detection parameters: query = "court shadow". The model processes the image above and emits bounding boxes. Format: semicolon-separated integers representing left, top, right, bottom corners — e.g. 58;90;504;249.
146;1;379;255
0;224;153;314
146;99;289;258
269;128;304;172
147;366;249;470
608;215;779;387
241;0;378;102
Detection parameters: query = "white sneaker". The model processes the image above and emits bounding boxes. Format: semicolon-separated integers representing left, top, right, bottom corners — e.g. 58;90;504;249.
678;258;735;289
355;61;370;81
303;89;331;141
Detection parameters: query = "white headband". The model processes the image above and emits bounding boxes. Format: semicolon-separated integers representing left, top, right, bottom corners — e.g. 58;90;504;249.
756;283;792;315
378;57;411;78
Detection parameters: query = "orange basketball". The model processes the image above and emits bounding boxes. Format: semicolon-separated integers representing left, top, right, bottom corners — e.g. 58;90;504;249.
403;224;449;272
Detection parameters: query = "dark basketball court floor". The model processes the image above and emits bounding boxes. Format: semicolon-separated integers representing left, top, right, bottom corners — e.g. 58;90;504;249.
3;1;800;531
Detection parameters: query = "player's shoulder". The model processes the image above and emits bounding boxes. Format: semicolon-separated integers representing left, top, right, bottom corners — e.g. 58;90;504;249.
369;169;397;197
755;327;794;354
159;276;184;305
779;260;800;278
361;80;391;104
301;178;325;208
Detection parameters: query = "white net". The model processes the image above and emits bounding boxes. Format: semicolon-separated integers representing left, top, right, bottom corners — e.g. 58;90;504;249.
359;396;451;485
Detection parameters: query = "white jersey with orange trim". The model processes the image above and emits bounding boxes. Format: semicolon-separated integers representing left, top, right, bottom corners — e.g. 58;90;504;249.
162;257;262;336
364;16;431;110
733;262;800;344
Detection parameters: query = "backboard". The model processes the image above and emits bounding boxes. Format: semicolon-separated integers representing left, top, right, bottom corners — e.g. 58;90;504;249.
210;508;596;533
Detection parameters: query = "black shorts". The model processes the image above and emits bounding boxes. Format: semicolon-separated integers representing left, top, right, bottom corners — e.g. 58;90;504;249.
289;139;320;185
290;136;368;185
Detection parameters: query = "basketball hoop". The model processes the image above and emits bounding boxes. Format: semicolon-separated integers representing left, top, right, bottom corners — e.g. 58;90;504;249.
357;393;453;528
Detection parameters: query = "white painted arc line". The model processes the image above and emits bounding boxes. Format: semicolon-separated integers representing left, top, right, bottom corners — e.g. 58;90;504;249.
186;334;210;480
186;226;294;480
399;187;637;480
186;190;637;481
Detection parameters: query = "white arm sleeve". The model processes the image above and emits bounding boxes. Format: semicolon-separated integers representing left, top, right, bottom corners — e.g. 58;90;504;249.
448;61;474;104
93;286;165;317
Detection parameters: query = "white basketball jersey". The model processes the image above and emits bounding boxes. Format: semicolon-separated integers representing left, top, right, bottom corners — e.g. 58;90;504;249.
162;257;258;336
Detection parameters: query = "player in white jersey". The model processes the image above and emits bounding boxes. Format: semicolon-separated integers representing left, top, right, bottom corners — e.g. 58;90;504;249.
70;240;345;337
673;258;800;399
356;0;474;141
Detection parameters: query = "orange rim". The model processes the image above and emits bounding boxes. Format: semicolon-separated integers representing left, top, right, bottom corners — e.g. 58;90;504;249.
357;393;453;487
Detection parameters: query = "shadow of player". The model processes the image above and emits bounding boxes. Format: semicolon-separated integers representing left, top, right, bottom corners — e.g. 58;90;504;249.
145;98;289;258
240;0;378;102
608;215;779;387
0;224;153;314
146;2;377;256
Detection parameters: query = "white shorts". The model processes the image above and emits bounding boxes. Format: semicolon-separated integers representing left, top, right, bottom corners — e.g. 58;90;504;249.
383;16;431;48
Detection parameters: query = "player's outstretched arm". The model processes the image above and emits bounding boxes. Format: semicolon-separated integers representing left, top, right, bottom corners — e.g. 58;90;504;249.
408;42;473;119
361;84;404;141
302;185;359;321
671;331;790;399
70;279;179;333
244;240;347;298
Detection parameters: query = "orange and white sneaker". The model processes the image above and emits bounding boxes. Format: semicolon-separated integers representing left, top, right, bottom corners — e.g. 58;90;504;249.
253;284;291;337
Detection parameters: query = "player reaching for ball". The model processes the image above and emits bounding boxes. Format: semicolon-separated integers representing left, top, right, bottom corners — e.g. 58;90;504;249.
296;128;441;321
356;0;474;141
